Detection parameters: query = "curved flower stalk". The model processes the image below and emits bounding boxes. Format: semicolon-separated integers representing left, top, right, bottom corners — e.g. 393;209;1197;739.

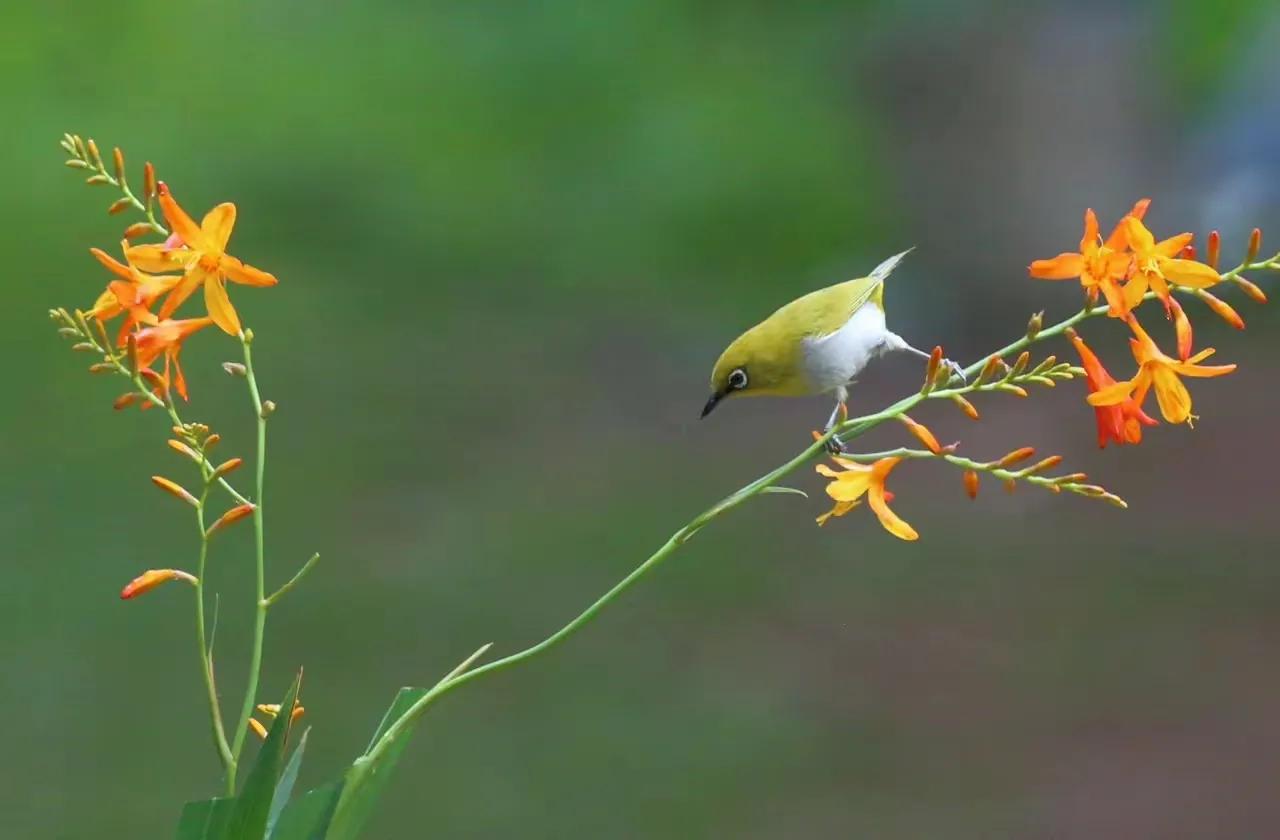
50;138;1280;840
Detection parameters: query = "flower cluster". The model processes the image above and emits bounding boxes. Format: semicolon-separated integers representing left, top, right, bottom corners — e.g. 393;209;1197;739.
54;134;278;407
813;200;1276;540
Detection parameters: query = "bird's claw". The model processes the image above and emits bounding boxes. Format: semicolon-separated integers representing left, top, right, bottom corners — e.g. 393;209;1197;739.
824;434;846;455
943;358;966;385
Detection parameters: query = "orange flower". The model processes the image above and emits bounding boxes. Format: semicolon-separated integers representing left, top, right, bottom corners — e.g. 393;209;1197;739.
1120;216;1219;311
120;568;197;599
86;242;183;341
125;183;278;336
1068;330;1157;447
1087;316;1235;425
815;456;917;541
134;317;215;401
1030;200;1148;316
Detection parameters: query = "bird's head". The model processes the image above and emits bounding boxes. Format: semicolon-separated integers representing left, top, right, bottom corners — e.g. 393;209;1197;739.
702;325;800;418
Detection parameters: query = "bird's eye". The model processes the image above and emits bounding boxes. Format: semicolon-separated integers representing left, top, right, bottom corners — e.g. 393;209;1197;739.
728;369;748;390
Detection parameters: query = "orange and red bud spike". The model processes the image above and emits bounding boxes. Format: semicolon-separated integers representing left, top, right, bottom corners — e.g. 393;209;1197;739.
898;415;941;454
963;470;979;500
998;447;1035;467
1236;277;1267;304
120;568;197;599
108;197;131;215
1179;243;1196;260
123;222;152;240
1167;297;1193;361
1199;290;1245;330
143;163;156;199
924;346;942;385
950;394;980;420
976;355;1004;385
206;503;256;537
1003;479;1017;494
113;393;138;410
112;147;125;181
1011;351;1031;377
1207;230;1221;269
1247;227;1262;264
151;475;198;507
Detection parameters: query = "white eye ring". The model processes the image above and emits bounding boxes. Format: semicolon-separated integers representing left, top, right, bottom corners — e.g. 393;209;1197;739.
728;369;748;390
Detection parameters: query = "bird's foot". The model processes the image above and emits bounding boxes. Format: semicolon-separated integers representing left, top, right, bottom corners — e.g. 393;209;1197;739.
942;358;966;385
824;434;846;455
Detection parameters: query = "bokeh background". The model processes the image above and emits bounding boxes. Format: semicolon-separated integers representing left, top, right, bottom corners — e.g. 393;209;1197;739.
5;1;1280;837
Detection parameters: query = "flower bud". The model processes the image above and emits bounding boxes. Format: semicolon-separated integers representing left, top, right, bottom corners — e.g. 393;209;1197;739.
88;362;114;374
123;222;153;240
65;158;89;169
1236;277;1267;304
1010;351;1031;377
898;415;940;454
113;393;138;410
923;345;942;389
1026;455;1063;474
85;138;102;167
248;719;269;740
85;174;111;185
1206;230;1221;269
151;475;199;507
1003;478;1017;494
206;503;256;537
71;342;97;352
998;447;1035;467
120;568;197;599
1246;227;1262;264
950;394;979;420
212;457;243;478
1199;290;1245;330
143;163;156;199
107;197;132;215
222;362;247;376
1025;310;1043;340
1167;297;1193;361
975;355;1003;385
1179;244;1196;260
259;400;276;418
167;439;201;462
112;147;125;181
243;328;255;344
204;433;221;448
963;470;979;500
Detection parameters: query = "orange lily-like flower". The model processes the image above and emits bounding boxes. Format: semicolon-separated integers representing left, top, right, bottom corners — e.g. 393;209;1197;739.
86;242;183;341
1067;328;1156;448
1087;316;1235;425
125;183;278;336
1029;199;1149;316
134;317;215;401
1120;216;1219;311
815;456;917;541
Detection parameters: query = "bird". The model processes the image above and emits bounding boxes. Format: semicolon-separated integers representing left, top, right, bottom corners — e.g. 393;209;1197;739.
701;250;961;444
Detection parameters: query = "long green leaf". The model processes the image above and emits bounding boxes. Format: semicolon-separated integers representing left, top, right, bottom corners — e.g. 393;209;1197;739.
175;798;233;840
269;780;344;840
323;687;427;840
224;674;302;839
266;728;310;836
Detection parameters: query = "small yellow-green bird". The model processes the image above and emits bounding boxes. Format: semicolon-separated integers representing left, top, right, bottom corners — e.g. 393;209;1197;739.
702;250;961;434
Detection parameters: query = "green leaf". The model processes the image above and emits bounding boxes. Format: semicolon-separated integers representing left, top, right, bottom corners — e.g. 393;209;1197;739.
324;687;428;840
269;780;344;840
175;797;233;840
762;485;807;498
224;674;302;840
266;728;310;837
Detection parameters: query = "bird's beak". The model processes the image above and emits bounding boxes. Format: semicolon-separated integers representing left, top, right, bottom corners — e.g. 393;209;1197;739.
700;390;726;419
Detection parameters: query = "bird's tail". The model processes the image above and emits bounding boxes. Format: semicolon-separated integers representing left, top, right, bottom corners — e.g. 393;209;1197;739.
869;248;914;284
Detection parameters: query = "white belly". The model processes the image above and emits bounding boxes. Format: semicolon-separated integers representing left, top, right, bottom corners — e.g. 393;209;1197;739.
801;304;892;394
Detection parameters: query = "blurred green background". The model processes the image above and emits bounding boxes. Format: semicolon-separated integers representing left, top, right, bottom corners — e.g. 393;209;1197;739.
5;1;1280;837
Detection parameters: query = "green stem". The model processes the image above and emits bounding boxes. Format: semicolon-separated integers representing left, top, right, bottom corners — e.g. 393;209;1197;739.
227;334;269;789
194;488;235;783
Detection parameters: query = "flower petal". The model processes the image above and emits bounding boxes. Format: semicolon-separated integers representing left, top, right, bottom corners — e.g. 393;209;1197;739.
1150;365;1192;424
824;472;873;503
1079;209;1100;253
201;203;237;252
157;185;209;251
1087;378;1138;407
1154;233;1194;258
126;244;194;273
90;247;134;281
1029;253;1084;280
221;255;279;287
1160;258;1220;288
1104;198;1151;248
1123;216;1156;253
157;267;206;320
867;484;918;541
204;277;242;336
